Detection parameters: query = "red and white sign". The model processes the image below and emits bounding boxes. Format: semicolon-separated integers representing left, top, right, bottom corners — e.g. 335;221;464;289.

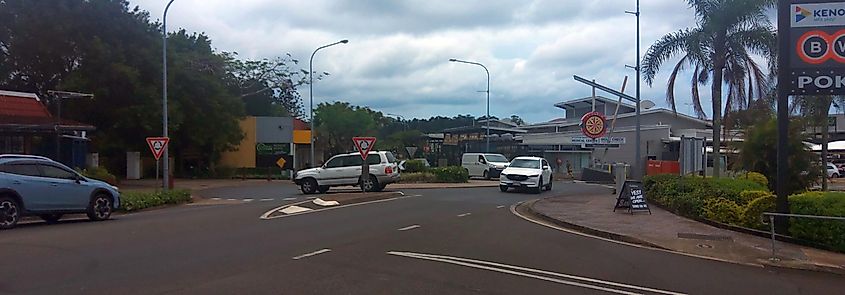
352;137;377;160
580;112;607;139
146;137;170;161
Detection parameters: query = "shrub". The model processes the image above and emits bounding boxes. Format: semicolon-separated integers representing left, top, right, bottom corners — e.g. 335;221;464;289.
120;189;192;212
77;167;118;185
743;172;769;188
789;192;845;252
707;178;766;204
644;175;765;220
400;172;436;183
402;160;428;173
741;194;776;230
430;166;469;183
737;190;772;206
702;197;743;225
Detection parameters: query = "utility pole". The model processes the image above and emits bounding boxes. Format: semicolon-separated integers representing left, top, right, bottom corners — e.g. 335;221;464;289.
626;0;642;180
162;0;175;191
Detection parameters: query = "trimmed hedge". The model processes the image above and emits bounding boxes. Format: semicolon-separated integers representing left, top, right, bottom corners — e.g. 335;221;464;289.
702;197;743;225
429;166;469;183
400;172;437;183
789;192;845;252
644;175;766;217
402;160;429;173
121;189;192;212
741;193;776;230
743;172;769;188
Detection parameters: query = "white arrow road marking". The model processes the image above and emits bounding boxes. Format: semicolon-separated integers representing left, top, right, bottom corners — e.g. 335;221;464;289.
457;213;471;217
313;198;340;206
292;249;331;260
397;225;420;231
280;205;312;214
387;251;686;295
259;194;422;220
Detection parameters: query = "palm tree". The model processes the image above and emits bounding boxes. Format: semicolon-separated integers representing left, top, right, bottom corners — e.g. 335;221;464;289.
642;0;776;177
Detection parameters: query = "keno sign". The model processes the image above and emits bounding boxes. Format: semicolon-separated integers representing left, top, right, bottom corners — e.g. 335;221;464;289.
786;1;845;95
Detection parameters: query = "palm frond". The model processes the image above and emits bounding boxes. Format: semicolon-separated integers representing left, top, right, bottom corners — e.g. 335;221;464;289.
691;66;707;119
642;29;695;85
665;55;689;113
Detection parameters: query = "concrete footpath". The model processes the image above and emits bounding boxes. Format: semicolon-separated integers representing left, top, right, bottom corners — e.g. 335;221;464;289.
121;178;498;193
526;192;845;275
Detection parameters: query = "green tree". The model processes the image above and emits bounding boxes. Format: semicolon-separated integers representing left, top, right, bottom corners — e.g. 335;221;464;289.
737;118;819;194
509;115;526;126
313;102;379;156
225;52;319;117
642;0;776;178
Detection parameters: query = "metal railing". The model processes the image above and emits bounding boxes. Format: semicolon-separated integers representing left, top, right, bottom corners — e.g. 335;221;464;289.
762;212;845;259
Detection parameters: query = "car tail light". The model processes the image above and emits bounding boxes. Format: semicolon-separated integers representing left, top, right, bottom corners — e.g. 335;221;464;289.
385;166;393;174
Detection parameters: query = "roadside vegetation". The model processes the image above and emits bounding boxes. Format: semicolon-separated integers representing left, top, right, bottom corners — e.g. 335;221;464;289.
399;160;468;183
120;190;193;212
644;174;845;252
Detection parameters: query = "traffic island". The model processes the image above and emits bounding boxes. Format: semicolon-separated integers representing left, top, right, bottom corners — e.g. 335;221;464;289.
260;191;407;219
519;193;845;275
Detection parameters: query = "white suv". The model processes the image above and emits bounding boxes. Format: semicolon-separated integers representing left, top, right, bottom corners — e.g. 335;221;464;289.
499;156;553;194
294;151;400;194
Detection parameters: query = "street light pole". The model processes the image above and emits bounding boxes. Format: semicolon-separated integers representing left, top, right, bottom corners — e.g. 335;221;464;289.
162;0;175;192
309;39;348;167
626;0;642;180
449;58;490;153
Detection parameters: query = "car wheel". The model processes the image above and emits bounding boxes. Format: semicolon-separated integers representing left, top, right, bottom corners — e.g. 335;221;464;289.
318;186;330;194
483;170;490;180
361;175;379;192
40;214;63;224
0;197;20;230
87;193;113;221
499;185;508;192
300;178;318;194
546;180;553;191
534;179;543;194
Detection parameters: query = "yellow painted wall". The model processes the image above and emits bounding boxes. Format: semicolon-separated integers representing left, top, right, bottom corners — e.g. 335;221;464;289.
293;130;311;144
220;117;257;168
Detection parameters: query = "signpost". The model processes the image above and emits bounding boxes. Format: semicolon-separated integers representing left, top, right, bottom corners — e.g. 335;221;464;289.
146;137;169;181
405;146;418;158
613;180;651;214
777;0;845;232
352;137;377;192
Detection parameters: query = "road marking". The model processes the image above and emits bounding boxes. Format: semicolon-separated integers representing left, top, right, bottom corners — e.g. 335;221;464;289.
211;197;221;201
259;194;421;220
313;198;340;206
457;213;471;217
226;198;236;201
496;205;505;209
243;198;254;202
260;198;274;201
387;251;685;295
280;205;312;214
397;225;421;231
292;249;331;260
283;197;297;201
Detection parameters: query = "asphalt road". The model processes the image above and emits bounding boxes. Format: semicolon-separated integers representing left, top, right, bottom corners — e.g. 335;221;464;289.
1;181;843;294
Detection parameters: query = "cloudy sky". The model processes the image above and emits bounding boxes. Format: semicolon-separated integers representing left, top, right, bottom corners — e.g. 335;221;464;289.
130;0;733;124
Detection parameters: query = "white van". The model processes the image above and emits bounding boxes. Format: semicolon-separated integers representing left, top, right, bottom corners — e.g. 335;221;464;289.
461;153;509;179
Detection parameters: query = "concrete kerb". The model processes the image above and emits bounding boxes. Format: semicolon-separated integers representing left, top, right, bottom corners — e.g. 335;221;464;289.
517;197;845;276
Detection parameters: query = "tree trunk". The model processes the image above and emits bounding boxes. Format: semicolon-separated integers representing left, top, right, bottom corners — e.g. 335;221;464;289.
711;45;725;178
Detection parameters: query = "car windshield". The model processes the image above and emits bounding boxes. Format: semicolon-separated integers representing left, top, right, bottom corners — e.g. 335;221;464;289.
485;154;508;162
509;159;540;169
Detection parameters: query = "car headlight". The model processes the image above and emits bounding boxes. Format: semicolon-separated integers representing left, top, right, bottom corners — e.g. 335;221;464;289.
500;173;508;177
527;174;540;178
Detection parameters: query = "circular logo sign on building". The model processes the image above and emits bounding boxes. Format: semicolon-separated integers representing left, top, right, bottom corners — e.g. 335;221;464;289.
580;111;607;139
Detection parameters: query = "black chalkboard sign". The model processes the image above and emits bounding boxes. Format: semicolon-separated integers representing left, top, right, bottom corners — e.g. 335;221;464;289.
613;180;651;214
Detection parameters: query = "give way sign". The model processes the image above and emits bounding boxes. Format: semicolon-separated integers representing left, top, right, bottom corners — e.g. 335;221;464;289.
146;137;170;161
352;137;377;160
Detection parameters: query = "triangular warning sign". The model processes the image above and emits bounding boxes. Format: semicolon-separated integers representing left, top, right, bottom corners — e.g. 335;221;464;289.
352;137;377;160
146;137;170;161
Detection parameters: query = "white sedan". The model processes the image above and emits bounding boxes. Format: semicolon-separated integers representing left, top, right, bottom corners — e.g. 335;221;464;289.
499;156;553;194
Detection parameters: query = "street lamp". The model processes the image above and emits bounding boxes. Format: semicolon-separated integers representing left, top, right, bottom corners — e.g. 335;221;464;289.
449;58;491;153
162;0;175;191
309;39;348;167
625;0;642;180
